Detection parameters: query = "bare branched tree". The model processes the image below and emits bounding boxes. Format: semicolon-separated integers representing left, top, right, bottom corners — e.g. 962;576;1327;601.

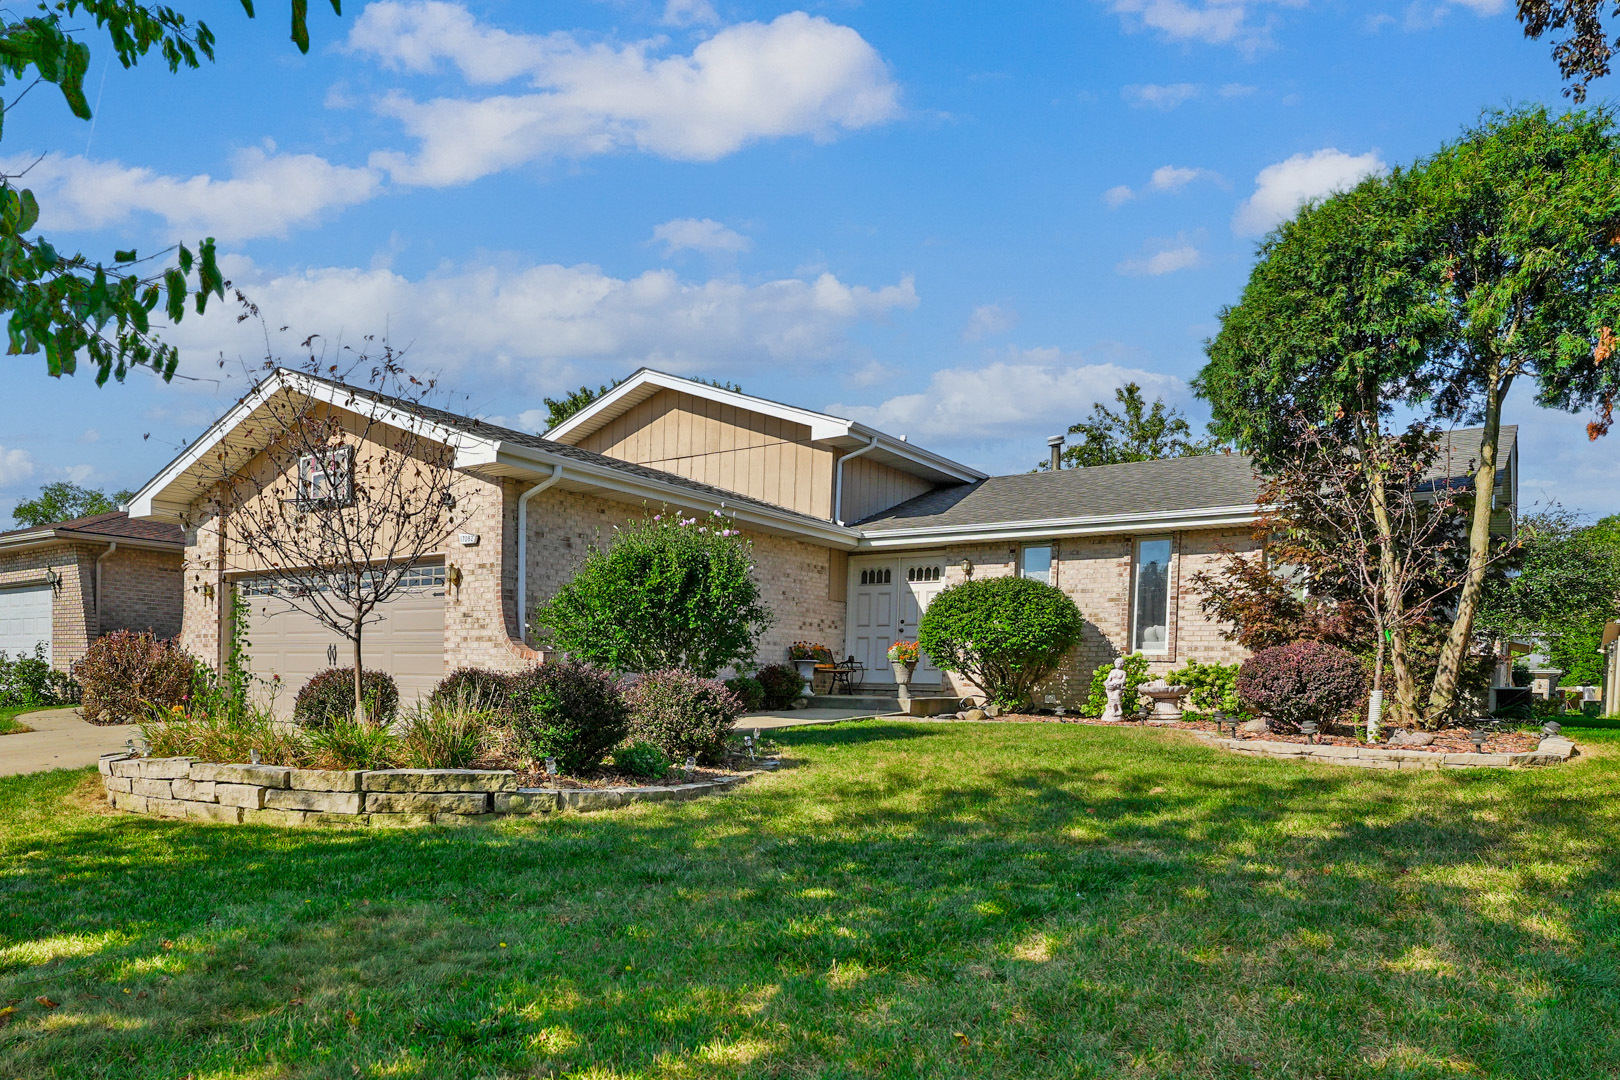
196;343;474;720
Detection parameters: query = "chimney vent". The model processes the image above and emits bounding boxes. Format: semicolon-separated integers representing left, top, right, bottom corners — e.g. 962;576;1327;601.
1047;435;1065;471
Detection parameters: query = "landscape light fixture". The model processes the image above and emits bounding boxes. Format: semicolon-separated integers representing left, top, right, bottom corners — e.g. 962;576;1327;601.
1300;720;1319;744
684;755;697;781
1469;728;1488;753
1541;720;1562;741
544;756;558;778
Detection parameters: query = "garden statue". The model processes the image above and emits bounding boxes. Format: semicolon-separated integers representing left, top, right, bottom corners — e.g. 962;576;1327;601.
1102;658;1128;721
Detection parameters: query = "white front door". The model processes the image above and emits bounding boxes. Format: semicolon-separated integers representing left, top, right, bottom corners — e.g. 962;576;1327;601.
899;558;948;684
0;584;52;662
849;559;898;686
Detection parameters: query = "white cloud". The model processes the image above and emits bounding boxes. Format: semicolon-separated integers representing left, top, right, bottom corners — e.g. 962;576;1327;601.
9;148;381;241
164;254;919;384
662;0;720;26
1231;147;1386;236
651;217;752;256
1117;243;1202;277
1122;82;1204;110
963;304;1019;341
1103;184;1136;208
351;7;901;185
0;446;36;488
1105;0;1306;52
1105;165;1218;206
826;350;1184;447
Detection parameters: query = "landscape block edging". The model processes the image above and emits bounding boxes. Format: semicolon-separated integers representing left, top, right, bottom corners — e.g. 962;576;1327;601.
1193;732;1579;770
98;755;772;826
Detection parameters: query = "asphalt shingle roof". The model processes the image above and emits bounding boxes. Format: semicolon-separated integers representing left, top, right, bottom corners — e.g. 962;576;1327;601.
0;511;183;546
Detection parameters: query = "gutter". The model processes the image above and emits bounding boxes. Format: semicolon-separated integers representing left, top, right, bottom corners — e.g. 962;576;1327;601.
515;467;565;646
857;504;1262;548
94;542;117;637
833;435;881;526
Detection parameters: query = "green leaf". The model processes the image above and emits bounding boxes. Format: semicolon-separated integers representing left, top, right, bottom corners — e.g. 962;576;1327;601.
113;249;137;263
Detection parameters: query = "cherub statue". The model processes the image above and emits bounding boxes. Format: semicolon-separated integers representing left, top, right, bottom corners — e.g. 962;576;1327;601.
1102;657;1128;722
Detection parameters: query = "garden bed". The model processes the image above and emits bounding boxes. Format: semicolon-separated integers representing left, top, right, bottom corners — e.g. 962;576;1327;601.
97;753;779;826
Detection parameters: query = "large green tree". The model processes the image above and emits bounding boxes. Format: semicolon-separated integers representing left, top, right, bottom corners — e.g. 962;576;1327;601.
12;481;135;527
1043;382;1222;470
1;1;340;385
1198;106;1620;722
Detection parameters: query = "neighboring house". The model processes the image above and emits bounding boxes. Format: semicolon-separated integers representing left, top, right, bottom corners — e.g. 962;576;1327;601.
0;512;184;672
128;367;1520;709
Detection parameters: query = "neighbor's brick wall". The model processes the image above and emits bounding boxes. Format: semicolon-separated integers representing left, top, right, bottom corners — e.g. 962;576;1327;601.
98;547;183;640
0;542;96;672
918;527;1257;708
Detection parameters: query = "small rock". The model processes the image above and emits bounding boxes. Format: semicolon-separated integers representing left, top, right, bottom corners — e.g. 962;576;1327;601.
1240;719;1270;734
935;712;959;720
962;708;988;722
1388;730;1436;747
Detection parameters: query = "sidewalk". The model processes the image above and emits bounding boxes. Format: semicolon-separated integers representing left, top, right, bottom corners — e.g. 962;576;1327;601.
0;707;133;776
735;706;900;731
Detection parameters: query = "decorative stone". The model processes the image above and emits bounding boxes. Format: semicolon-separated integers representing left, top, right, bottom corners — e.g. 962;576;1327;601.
171;779;217;802
368;812;435;827
1440;752;1513;767
108;757;146;778
494;789;560;814
149;797;187;819
1240;719;1270;734
98;752;130;776
364;791;489;815
103;775;132;793
241;808;307;826
561;789;628;812
190;763;292;788
962;708;988;722
264;789;364;814
1388;730;1436;747
284;768;364;792
361;769;517;793
109;790;148;814
214;784;268;809
304;812;370;827
130;778;174;799
181;801;241;824
135;757;195;779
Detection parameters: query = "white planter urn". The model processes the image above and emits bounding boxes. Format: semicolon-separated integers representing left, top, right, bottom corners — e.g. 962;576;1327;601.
792;658;818;696
891;660;917;685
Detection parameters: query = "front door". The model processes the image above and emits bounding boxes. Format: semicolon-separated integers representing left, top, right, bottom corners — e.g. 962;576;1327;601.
848;554;948;687
899;558;947;685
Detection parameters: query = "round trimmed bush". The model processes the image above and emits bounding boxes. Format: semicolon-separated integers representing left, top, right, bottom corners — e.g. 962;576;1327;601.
755;663;803;709
723;675;766;712
918;576;1085;710
507;660;629;774
612;741;671;779
626;669;744;765
1236;642;1368;733
430;666;514;714
74;630;198;725
292;668;400;730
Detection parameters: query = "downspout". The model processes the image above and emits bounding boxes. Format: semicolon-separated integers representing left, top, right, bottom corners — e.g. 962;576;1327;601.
834;435;881;526
515;466;564;646
93;541;117;639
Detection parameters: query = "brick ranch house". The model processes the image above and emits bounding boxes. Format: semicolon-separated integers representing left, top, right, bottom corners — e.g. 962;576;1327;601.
127;367;1518;709
0;512;184;672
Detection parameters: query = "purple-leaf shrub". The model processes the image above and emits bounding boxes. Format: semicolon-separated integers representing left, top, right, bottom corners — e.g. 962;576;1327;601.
1236;642;1368;733
626;669;744;765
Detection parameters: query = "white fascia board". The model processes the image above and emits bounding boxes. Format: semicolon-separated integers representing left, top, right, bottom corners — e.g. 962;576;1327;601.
545;369;854;443
846;422;986;482
126;377;282;520
856;504;1261;548
494;443;861;550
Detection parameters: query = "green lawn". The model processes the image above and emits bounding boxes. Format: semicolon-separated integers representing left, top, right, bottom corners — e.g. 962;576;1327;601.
0;706;37;735
3;721;1620;1079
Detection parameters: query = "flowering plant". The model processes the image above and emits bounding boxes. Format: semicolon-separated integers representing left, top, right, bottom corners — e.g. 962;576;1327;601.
887;641;920;664
789;641;828;661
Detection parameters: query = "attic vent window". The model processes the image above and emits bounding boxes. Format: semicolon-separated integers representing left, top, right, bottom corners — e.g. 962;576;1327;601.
296;448;354;509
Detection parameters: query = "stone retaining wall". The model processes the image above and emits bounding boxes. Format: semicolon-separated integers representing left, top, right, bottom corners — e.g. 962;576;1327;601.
1194;732;1578;769
98;754;767;826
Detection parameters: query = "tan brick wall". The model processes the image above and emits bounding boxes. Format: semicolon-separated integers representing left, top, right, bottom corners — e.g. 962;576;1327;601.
0;542;93;672
0;541;182;672
178;513;228;668
903;527;1258;708
98;547;183;640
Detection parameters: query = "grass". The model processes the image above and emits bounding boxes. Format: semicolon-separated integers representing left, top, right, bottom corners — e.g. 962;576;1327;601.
0;706;38;735
3;720;1620;1079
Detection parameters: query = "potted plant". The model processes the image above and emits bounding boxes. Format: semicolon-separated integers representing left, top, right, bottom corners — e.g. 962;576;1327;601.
789;642;824;695
888;641;919;685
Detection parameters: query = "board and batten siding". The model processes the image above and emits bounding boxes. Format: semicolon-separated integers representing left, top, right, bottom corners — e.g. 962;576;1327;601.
838;457;936;525
575;389;836;520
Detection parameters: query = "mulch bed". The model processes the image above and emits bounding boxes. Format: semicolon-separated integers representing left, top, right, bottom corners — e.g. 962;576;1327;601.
934;711;1539;755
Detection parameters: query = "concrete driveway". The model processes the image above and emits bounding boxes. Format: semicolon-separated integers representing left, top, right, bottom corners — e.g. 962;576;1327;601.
0;707;134;776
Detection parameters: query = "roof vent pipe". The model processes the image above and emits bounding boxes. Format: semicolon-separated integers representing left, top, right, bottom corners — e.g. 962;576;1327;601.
1048;435;1065;471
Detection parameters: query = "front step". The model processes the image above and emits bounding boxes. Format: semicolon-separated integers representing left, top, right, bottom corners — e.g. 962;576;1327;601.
802;692;964;717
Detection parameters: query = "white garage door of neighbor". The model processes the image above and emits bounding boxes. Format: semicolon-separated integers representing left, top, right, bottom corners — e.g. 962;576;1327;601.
0;584;52;662
239;565;446;713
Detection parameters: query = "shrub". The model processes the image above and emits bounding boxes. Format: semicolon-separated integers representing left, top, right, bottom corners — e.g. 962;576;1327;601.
755;664;803;709
507;660;629;774
1236;642;1368;733
397;701;491;769
143;701;309;766
1165;658;1248;718
292;668;400;730
625;669;744;765
612;741;671;779
535;511;772;677
0;644;78;708
306;717;401;771
430;667;514;715
919;576;1085;710
1084;652;1152;717
74;630;198;726
723;675;766;711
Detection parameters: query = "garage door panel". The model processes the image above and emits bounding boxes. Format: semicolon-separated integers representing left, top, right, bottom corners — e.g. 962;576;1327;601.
240;572;444;715
0;585;52;662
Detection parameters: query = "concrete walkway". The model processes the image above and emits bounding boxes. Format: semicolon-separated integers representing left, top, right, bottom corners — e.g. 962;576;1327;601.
736;706;901;731
0;707;133;776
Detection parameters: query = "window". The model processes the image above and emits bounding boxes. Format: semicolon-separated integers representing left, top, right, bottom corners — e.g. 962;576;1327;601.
297;447;354;508
1020;545;1052;586
859;567;892;586
906;565;941;583
1132;538;1172;654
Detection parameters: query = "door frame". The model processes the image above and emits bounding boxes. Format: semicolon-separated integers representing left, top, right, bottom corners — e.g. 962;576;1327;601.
845;551;948;687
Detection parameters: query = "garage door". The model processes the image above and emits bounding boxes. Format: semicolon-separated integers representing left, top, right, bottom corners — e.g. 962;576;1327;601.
238;564;446;715
0;584;51;662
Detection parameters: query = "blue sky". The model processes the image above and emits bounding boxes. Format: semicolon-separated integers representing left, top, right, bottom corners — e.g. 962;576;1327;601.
2;0;1613;520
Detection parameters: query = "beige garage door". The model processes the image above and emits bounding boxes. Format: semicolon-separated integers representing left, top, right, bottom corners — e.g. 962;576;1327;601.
237;564;446;715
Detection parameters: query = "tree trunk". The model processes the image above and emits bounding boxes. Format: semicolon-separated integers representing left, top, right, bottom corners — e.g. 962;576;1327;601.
1425;368;1510;725
352;622;366;724
1364;448;1417;724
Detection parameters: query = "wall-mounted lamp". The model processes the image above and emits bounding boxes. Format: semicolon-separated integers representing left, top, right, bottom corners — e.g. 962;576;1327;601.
448;565;463;591
42;566;61;591
960;558;974;578
201;582;215;601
